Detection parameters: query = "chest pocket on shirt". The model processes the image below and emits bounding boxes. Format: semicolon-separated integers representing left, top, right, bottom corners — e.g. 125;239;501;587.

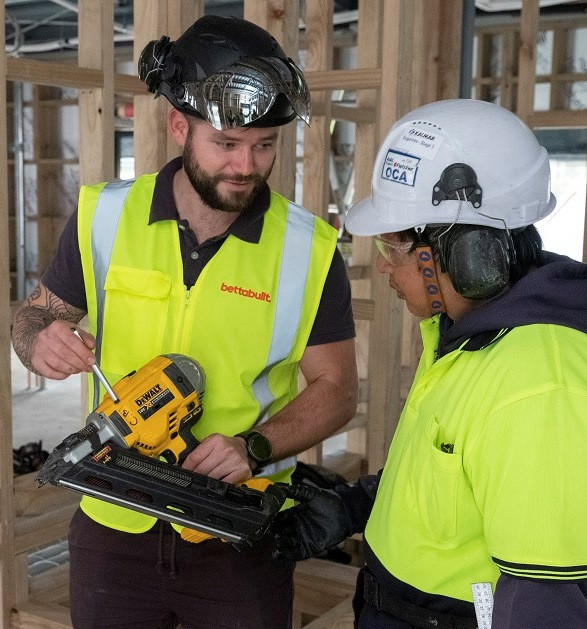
403;415;467;543
102;266;171;373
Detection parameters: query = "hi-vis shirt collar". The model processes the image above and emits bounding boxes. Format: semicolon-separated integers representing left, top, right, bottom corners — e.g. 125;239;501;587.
148;156;270;244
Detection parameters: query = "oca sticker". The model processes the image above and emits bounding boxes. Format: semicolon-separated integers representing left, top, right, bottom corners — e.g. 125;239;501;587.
381;150;419;187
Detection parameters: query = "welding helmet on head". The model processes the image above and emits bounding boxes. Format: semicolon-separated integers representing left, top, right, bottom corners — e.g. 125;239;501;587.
138;14;310;130
345;99;556;236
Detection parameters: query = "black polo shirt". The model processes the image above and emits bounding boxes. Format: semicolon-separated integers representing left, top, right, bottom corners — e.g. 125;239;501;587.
43;158;355;346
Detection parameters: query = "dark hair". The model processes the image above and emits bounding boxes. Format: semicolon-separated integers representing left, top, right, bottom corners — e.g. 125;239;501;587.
506;224;543;283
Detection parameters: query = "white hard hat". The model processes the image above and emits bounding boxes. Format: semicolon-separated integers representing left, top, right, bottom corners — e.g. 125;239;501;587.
345;99;556;236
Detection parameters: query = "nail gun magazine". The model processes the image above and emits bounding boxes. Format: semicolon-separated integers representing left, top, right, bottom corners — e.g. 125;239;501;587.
37;352;288;546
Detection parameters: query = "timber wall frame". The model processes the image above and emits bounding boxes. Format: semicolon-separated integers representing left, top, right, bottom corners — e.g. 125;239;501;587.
1;1;586;627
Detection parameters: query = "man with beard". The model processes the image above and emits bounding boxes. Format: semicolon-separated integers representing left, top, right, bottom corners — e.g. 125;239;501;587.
11;15;357;629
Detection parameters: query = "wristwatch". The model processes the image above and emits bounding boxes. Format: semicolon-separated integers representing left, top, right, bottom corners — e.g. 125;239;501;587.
237;430;272;470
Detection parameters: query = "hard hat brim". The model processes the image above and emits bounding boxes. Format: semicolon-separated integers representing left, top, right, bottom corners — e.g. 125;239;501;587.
346;191;558;236
345;196;398;236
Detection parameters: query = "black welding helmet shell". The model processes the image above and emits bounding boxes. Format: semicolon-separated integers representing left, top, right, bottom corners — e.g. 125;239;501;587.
138;14;310;130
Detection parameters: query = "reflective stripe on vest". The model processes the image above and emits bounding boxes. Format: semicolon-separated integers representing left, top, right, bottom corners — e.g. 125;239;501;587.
90;179;133;408
251;203;315;476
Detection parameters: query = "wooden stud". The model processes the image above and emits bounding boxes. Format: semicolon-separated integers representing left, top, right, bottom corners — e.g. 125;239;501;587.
0;1;17;625
14;553;29;606
437;0;463;100
6;59;382;94
291;0;332;467
312;100;377;123
78;0;115;185
77;0;114;419
365;0;417;473
551;27;569;111
166;0;203;40
411;1;431;108
529;109;587;128
306;68;382;91
347;0;383;457
411;0;462;108
397;1;462;409
164;0;204;162
297;442;324;467
6;58;103;89
516;0;540;123
244;0;300;200
502;29;516;111
476;32;494;102
354;0;382;266
32;85;50;280
113;73;143;96
133;0;169;176
302;0;333;220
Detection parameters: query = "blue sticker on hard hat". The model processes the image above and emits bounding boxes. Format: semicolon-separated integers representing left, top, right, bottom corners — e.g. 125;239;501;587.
381;150;420;187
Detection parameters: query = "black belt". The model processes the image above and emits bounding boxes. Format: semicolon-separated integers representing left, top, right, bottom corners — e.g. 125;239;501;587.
363;570;478;629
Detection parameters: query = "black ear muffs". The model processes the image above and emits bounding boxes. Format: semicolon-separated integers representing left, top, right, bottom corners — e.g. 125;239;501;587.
437;226;511;300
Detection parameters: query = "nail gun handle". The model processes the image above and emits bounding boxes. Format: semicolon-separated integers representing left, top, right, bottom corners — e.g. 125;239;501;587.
177;423;200;465
175;400;203;464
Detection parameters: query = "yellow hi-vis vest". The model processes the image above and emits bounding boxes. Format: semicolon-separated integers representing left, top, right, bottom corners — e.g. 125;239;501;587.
76;174;338;532
365;316;587;600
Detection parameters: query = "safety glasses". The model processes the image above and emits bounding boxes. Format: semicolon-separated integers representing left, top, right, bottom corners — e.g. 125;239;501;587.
373;235;415;266
180;56;311;130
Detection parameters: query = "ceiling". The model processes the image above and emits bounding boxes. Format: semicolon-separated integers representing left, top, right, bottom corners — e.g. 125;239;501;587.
4;0;586;56
3;0;361;55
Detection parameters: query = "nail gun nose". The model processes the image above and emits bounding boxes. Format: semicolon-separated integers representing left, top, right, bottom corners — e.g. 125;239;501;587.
72;329;120;403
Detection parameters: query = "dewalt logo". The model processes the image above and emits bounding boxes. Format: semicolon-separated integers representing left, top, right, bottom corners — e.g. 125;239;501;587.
135;384;163;407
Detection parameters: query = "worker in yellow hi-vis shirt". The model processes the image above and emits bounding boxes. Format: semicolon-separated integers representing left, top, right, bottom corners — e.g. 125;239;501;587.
272;99;587;629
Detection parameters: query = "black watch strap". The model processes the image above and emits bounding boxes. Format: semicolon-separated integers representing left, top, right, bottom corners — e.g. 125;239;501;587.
236;430;272;469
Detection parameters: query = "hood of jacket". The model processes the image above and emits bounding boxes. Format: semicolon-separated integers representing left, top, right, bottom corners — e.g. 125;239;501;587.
438;252;587;356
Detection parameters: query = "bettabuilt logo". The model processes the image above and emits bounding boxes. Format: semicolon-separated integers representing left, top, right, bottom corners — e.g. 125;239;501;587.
220;282;271;303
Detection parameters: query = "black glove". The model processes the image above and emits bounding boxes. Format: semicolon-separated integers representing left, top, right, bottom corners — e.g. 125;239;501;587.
271;484;354;563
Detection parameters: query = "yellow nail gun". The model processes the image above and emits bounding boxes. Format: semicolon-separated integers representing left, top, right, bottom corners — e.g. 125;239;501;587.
37;351;288;546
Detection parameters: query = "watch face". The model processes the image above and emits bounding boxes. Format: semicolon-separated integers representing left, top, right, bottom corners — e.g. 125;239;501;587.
248;432;272;464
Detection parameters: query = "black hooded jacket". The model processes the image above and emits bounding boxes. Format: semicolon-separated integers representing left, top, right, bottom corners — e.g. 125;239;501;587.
437;251;587;358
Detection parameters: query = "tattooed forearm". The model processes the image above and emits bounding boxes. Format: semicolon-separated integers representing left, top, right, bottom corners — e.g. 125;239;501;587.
26;283;84;321
12;306;56;373
11;283;86;373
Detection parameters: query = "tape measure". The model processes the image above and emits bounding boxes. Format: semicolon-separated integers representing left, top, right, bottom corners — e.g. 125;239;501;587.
471;582;494;629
